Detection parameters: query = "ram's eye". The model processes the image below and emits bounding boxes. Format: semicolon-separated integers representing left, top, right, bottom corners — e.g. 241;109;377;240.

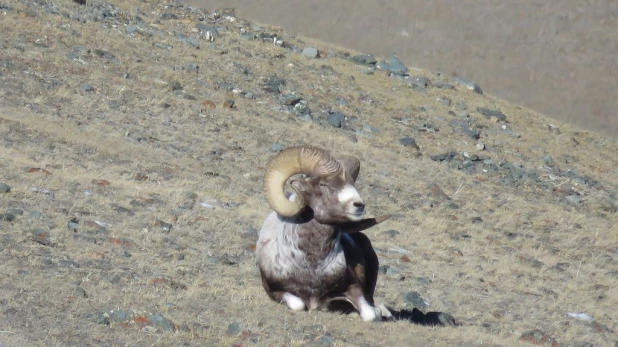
319;182;329;188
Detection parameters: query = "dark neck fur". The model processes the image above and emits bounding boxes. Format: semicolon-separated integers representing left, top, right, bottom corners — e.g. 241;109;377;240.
290;208;341;265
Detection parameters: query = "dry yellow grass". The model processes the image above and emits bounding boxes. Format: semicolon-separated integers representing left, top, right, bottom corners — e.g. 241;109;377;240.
1;1;618;346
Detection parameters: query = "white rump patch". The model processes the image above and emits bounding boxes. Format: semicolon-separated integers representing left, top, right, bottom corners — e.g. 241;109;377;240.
282;293;306;311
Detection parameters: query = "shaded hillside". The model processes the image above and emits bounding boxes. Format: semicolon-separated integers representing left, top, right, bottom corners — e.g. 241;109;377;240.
1;1;617;346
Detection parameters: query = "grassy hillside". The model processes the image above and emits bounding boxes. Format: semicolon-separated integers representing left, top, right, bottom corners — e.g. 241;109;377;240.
1;0;617;346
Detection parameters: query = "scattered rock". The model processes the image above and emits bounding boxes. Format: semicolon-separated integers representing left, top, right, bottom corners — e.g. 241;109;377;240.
222;99;235;109
383;229;400;237
92;49;118;64
74;286;87;298
147;313;176;332
271;142;283;152
399;137;419;150
169;81;183;91
327;111;345;128
437;96;451;106
477;107;507;122
565;194;582;205
403;291;430;310
261;74;286;94
202;99;216;110
155;220;172;233
453;76;483;94
79;83;95;92
450;120;480;139
302;47;319;58
0;183;11;193
111;204;134;215
349;54;376;66
226;322;242;336
30;229;54;246
0;213;16;222
387;55;408;75
519;329;558;347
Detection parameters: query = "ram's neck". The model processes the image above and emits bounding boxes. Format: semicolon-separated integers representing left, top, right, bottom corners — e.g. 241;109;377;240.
293;218;341;265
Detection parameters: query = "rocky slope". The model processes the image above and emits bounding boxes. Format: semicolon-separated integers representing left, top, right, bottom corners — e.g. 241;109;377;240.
1;0;618;346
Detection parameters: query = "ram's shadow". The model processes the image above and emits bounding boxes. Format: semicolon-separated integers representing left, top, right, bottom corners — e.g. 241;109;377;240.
387;307;458;326
326;301;458;326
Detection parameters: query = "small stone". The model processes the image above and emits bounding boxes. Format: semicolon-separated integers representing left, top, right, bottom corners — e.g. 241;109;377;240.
282;94;302;106
261;74;286;94
455;101;468;110
196;23;219;38
403;291;429;310
383;229;400;237
437;96;451;106
350;54;376;65
477;107;507;122
80;84;94;92
416;277;432;285
399;137;419;149
298;114;313;122
125;25;138;34
93;312;110;325
111;204;134;215
500;124;521;138
160;13;178;20
226;322;241;336
519;329;558;347
202;99;216;110
0;183;11;193
450;120;480;140
170;81;183;91
363;124;380;134
453;76;483;94
302;47;319;58
30;229;53;246
0;213;16;222
318;335;335;346
184;63;199;72
222;99;235;109
476;142;486;150
271;142;283;152
148;313;176;332
375;60;390;71
109;310;132;323
335;97;348;106
565;195;581;205
74;286;87;298
388;55;408;75
92;49;117;64
155;220;173;233
176;34;199;48
327;111;345;128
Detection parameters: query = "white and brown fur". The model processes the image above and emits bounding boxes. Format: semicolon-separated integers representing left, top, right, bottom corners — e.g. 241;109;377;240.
256;168;391;321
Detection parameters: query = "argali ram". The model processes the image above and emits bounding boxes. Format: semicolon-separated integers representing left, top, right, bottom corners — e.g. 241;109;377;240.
256;146;392;322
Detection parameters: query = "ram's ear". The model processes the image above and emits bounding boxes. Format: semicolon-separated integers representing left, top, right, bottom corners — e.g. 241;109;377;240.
338;156;360;183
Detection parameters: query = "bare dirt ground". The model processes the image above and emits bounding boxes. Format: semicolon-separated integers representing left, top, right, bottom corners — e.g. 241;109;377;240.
189;0;618;139
1;0;618;346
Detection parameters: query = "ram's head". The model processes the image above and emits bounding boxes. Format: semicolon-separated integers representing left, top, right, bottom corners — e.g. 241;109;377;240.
263;146;365;225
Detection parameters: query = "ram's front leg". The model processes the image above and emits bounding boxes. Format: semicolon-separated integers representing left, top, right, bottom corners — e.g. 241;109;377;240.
345;283;383;322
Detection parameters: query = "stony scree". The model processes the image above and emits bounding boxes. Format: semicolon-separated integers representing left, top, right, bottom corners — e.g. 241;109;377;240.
0;0;617;346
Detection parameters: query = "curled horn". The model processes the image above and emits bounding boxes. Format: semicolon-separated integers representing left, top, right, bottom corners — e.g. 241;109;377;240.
264;146;341;217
